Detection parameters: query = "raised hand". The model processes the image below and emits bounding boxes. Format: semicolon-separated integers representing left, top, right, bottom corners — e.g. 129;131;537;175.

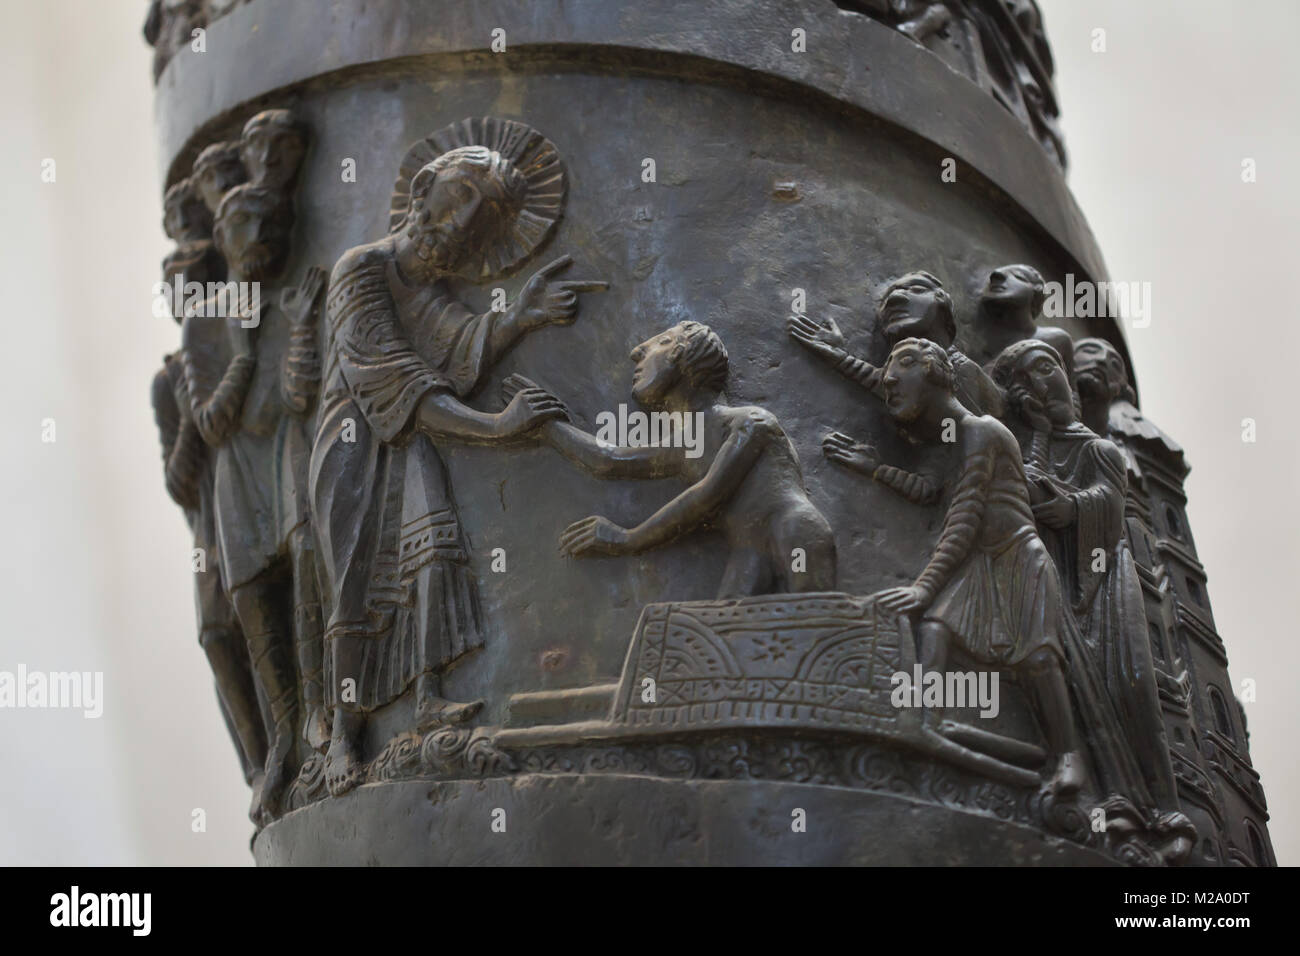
281;266;328;328
514;255;608;330
788;313;846;361
559;515;631;557
823;431;878;475
498;383;568;438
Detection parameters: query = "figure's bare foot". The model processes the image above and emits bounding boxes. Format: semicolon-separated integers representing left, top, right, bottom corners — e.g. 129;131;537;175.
254;731;294;824
324;728;363;797
302;706;331;754
1044;750;1085;798
247;770;266;825
415;694;484;731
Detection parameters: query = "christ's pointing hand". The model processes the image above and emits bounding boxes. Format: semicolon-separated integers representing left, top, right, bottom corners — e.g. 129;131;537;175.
515;255;608;330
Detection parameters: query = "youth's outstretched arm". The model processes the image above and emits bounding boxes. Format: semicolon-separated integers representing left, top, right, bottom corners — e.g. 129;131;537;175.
544;422;680;479
502;373;679;478
560;412;771;557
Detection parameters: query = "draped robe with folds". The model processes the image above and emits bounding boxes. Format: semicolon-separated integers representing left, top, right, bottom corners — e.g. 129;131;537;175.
917;420;1169;817
1025;423;1179;810
915;422;1063;668
310;239;493;712
181;299;310;592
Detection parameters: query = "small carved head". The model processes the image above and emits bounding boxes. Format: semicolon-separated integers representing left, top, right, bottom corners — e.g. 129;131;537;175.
160;243;222;323
192;141;248;214
629;321;728;406
162;177;212;243
1009;0;1046;42
981;264;1046;319
881;338;955;424
400;146;529;278
160;243;217;286
1073;337;1136;405
212;184;294;282
876;271;956;346
992;339;1075;427
240;109;307;191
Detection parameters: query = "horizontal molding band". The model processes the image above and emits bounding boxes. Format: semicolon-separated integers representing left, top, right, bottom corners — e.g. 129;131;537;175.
154;0;1109;290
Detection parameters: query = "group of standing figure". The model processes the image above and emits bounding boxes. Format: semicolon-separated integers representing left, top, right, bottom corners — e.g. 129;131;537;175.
788;267;1191;852
153;114;621;817
153;110;324;823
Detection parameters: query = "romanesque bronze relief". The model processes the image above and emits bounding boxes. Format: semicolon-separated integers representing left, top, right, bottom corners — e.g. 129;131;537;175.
144;0;205;81
790;271;1004;507
192;142;248;218
146;2;1271;868
150;106;1264;860
152;248;264;796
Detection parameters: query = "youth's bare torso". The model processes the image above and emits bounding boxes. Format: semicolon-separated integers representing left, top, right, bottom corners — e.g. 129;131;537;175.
684;404;834;594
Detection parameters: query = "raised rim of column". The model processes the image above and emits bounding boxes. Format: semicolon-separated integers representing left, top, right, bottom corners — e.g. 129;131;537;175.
153;0;1110;310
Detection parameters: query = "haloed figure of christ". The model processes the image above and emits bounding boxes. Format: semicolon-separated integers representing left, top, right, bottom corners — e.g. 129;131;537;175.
507;321;836;597
310;144;604;794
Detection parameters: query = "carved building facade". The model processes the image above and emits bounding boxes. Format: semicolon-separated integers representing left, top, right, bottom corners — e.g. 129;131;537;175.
1127;413;1271;865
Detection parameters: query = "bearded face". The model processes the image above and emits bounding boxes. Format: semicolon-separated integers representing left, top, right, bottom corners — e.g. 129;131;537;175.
1018;350;1075;425
404;161;515;278
1073;340;1124;405
216;203;285;281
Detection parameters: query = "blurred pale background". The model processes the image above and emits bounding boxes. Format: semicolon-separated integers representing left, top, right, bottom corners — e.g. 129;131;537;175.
0;1;1294;865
